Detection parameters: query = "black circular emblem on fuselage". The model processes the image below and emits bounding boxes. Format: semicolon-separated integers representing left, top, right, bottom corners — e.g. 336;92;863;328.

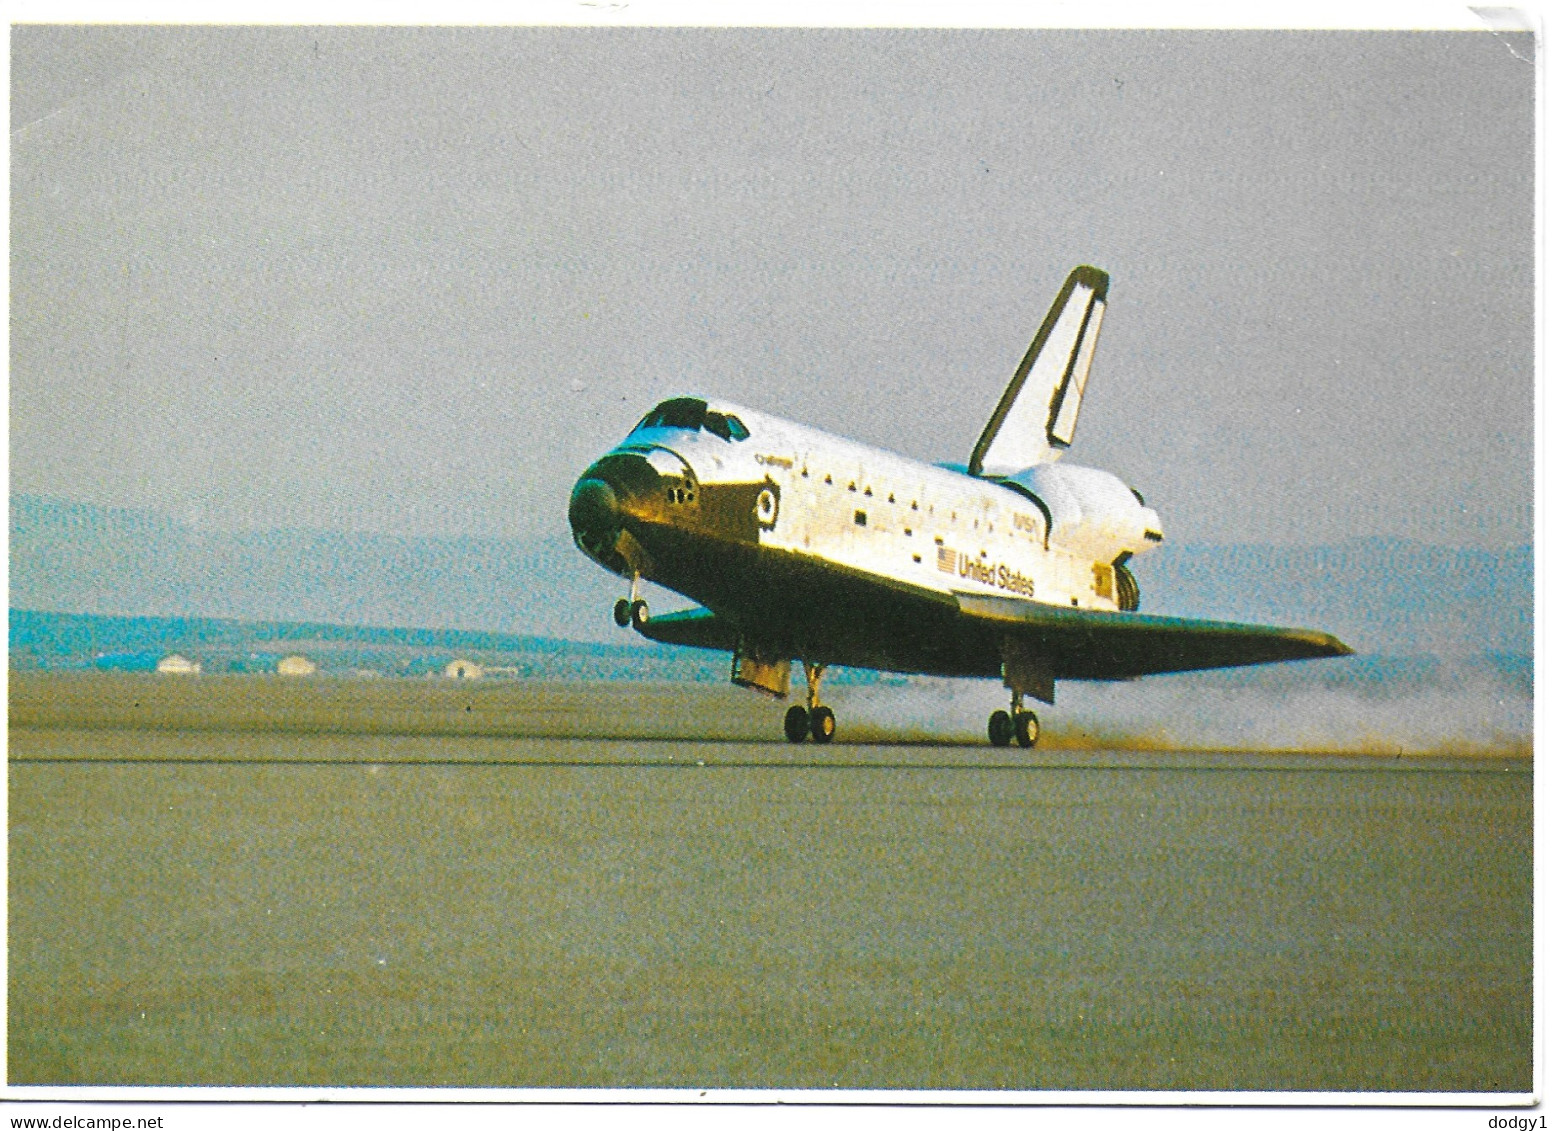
754;480;780;530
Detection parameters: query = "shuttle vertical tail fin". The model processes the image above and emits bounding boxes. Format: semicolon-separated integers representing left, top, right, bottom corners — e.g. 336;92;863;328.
968;266;1109;477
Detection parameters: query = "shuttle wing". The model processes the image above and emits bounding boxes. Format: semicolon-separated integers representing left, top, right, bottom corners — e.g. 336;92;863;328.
635;587;1347;685
635;607;740;651
958;593;1352;680
969;266;1109;476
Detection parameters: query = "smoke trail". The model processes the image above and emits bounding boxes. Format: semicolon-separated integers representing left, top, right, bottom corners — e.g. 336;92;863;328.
828;656;1531;753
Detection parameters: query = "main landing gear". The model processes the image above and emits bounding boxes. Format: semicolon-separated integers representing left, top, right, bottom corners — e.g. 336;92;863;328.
784;661;835;744
612;572;650;631
988;688;1040;748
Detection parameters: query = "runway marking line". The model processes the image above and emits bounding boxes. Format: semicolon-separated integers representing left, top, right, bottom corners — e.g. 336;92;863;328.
5;754;1527;775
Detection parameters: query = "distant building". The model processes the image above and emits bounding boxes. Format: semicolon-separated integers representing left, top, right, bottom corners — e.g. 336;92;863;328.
277;655;318;677
483;665;519;679
156;653;201;675
444;659;483;680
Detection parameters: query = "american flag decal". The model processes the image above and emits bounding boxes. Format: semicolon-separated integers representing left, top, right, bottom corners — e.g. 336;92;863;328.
937;546;957;573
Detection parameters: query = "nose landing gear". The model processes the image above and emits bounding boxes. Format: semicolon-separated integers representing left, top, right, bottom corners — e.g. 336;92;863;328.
612;598;649;629
612;573;650;630
988;688;1039;748
784;661;835;744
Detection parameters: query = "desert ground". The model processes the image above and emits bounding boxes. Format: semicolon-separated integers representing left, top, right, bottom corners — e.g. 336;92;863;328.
8;674;1532;1092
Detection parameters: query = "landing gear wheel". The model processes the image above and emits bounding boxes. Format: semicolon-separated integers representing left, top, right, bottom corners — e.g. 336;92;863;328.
810;706;836;744
1014;710;1039;748
988;710;1013;747
612;598;631;627
784;705;811;744
629;598;650;630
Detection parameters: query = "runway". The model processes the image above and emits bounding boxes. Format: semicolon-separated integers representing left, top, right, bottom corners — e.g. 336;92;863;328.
7;677;1534;1092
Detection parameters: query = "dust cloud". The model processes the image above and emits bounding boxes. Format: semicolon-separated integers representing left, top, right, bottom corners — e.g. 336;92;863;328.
830;657;1531;754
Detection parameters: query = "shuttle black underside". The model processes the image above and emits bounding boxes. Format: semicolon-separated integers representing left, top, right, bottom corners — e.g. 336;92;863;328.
627;523;1350;681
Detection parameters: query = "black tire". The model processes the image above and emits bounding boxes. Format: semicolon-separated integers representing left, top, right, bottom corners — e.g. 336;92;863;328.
612;598;631;627
810;706;836;744
988;709;1013;747
629;598;650;630
784;705;810;743
1014;710;1039;748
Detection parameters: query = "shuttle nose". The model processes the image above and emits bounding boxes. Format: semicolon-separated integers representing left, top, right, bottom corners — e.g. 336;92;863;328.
569;449;681;568
569;476;621;555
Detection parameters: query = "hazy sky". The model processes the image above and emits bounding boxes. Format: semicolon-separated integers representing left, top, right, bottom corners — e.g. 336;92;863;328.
11;25;1534;548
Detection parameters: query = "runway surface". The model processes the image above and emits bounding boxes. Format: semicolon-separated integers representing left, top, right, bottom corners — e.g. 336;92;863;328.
8;677;1534;1092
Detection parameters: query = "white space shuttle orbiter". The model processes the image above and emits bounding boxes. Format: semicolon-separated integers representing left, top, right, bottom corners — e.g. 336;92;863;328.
568;266;1349;745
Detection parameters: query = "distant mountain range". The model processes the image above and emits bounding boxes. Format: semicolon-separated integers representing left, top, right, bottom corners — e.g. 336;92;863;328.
10;493;1533;657
10;491;1530;750
10;493;625;645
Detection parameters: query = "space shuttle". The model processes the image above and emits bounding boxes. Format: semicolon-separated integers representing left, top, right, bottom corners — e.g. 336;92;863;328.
568;266;1349;745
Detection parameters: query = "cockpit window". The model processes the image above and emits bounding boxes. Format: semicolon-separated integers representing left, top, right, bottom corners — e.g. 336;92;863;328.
634;398;709;432
632;398;749;442
702;411;749;442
